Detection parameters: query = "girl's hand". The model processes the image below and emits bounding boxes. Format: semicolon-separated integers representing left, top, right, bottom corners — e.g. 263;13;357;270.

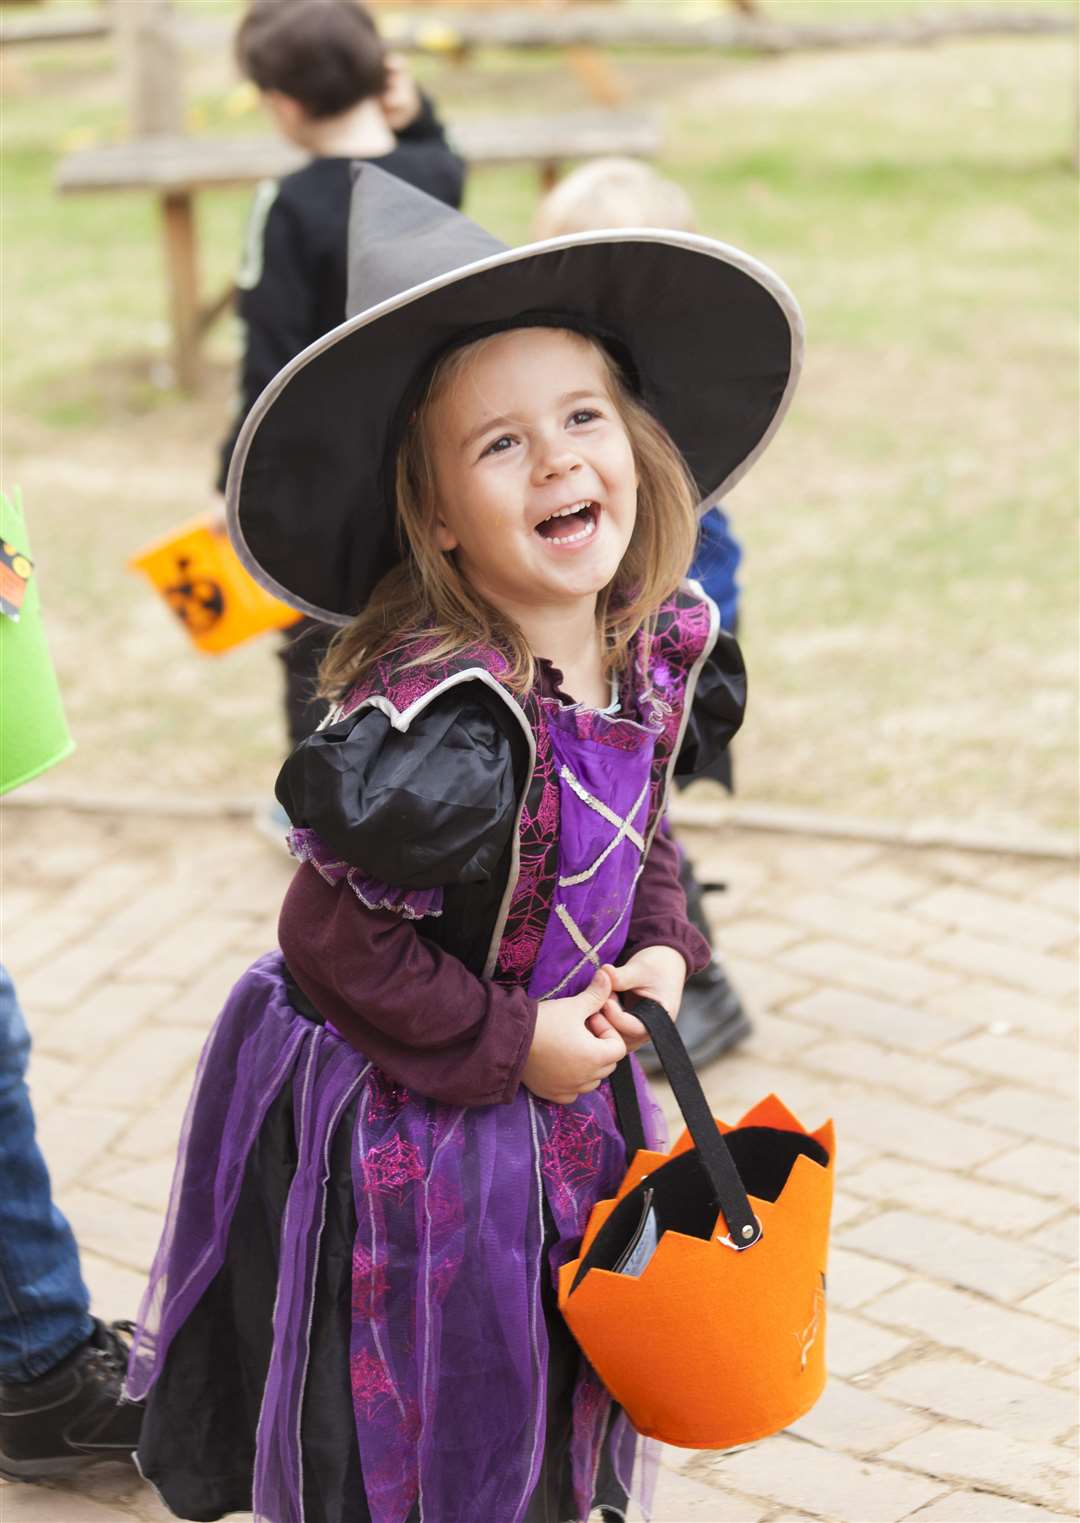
597;948;688;1051
524;968;627;1105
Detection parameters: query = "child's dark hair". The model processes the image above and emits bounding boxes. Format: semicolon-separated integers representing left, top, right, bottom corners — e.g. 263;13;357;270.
236;0;387;120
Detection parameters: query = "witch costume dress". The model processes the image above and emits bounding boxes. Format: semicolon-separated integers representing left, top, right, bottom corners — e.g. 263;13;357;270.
126;168;803;1523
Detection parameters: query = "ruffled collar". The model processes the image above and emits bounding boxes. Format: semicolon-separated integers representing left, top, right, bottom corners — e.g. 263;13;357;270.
536;657;620;714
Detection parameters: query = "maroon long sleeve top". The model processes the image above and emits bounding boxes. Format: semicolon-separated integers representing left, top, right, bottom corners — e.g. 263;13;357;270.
277;664;711;1107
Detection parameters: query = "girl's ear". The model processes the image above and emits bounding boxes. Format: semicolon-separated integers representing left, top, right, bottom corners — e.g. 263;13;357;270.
434;516;459;552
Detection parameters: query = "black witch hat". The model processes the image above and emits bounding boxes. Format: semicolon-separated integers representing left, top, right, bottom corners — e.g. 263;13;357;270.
227;164;803;626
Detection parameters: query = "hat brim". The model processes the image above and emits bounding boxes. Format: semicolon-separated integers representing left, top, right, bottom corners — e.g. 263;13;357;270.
227;230;803;626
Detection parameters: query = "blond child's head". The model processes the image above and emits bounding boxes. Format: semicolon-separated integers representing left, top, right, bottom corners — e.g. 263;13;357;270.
531;159;697;241
320;323;698;698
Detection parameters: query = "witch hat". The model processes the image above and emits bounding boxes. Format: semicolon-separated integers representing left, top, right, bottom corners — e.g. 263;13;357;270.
227;164;803;626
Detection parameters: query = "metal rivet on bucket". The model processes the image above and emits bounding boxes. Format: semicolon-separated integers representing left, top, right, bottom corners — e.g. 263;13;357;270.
741;1224;755;1240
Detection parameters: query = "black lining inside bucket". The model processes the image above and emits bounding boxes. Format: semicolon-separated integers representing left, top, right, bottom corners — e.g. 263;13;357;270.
569;1126;828;1293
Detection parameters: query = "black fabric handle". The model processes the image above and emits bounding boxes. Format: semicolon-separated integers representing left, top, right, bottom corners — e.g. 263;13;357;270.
610;998;762;1249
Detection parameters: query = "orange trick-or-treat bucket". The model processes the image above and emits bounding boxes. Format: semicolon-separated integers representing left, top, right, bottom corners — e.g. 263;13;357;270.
558;999;834;1449
129;515;301;655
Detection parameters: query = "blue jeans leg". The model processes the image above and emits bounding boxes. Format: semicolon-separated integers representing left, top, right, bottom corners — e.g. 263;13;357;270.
0;963;92;1382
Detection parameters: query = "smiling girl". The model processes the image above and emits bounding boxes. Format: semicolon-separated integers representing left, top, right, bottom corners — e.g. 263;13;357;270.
126;169;802;1523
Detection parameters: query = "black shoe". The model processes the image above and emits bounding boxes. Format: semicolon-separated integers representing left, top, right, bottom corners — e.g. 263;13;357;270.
0;1318;144;1481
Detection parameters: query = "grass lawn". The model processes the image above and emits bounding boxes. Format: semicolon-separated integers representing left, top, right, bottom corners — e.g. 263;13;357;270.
2;2;1076;835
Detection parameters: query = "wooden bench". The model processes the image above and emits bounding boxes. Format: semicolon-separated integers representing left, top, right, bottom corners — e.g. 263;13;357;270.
55;110;660;390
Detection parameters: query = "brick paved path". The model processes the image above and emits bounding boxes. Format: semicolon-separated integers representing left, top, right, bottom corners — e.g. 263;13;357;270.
1;805;1076;1523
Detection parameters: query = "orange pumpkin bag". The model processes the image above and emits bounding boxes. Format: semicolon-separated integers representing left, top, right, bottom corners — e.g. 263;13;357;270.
558;998;834;1449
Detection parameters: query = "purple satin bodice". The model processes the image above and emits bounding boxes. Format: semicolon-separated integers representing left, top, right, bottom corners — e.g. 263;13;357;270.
528;700;660;1002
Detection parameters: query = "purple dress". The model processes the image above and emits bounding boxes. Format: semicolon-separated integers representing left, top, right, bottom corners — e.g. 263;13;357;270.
128;693;669;1523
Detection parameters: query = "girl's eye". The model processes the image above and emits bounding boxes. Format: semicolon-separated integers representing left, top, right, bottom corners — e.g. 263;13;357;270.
569;409;600;426
481;434;516;458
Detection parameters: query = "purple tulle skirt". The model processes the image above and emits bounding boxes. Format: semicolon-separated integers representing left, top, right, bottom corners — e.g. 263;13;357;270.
128;955;663;1523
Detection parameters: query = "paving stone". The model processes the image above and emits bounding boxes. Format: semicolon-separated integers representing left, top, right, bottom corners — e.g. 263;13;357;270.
112;1081;191;1162
1032;872;1079;917
883;1425;1078;1515
0;1483;137;1521
718;915;807;959
919;850;1018;888
905;1489;1077;1521
47;858;158;921
911;886;1075;954
696;1433;946;1522
940;1030;1078;1099
777;891;935;955
839;1208;1063;1302
877;1357;1078;1445
1029;1211;1079;1264
5;912;95;976
87;884;203;958
698;1058;838;1130
37;980;177;1063
22;1049;79;1114
844;1158;1062;1234
919;934;1077;1001
758;837;882;885
77;1024;206;1109
3;1463;177;1522
827;1308;913;1377
79;1250;151;1325
738;1011;822;1063
787;1375;932;1454
798;1039;976;1105
924;982;1078;1045
786;987;976;1053
96;1157;178;1216
830;1191;874;1230
124;910;257;982
649;1466;770;1521
57;1189;166;1275
16;936;132;1014
1018;1271;1079;1329
34;1105;130;1191
826;1246;910;1310
832;862;936;908
955;1087;1078;1150
0;884;45;933
823;1092;1009;1170
868;1282;1073;1382
779;938;959;1003
718;953;813;1013
157;955;251;1028
976;1142;1078;1204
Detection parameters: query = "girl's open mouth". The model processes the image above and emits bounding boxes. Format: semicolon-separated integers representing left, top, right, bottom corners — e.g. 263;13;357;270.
534;501;600;547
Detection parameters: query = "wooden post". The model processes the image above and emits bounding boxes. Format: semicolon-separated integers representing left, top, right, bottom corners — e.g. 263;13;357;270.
111;0;201;386
161;192;200;390
112;0;184;137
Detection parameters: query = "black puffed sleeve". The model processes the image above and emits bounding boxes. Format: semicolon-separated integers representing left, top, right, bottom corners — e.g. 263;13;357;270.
675;627;748;779
276;688;519;890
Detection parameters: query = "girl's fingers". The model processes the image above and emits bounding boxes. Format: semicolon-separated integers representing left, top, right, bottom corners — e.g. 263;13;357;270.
581;967;613;1011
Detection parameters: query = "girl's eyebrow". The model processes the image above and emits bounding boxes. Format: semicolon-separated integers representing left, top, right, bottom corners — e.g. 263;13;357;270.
460;390;606;453
461;413;516;452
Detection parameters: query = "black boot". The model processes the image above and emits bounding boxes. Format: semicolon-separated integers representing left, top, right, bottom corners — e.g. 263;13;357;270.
638;855;752;1076
0;1318;143;1481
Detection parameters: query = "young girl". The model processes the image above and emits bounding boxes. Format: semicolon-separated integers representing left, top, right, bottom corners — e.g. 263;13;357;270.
127;166;802;1523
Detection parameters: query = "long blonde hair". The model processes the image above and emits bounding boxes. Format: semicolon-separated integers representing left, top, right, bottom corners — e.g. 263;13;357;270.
319;328;698;699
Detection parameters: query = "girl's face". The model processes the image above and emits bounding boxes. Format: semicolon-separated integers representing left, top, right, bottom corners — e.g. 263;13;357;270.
427;328;638;615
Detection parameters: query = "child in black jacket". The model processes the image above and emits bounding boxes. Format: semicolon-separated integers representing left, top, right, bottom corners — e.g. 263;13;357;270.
218;0;466;765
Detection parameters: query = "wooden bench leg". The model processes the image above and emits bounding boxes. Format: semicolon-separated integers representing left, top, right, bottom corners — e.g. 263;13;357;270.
160;191;201;391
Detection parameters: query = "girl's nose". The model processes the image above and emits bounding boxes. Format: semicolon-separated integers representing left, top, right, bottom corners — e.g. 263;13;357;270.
533;443;582;483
